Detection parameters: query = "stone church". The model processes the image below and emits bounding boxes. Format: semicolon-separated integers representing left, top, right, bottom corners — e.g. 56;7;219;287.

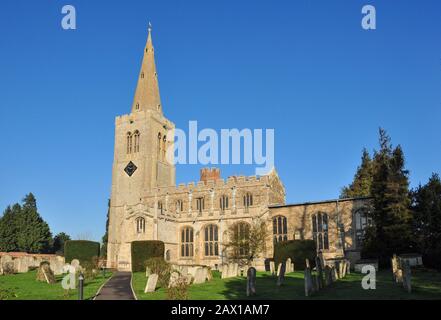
106;28;370;271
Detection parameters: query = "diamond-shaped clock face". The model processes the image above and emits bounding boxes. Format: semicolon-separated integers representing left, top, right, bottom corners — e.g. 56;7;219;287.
124;161;137;177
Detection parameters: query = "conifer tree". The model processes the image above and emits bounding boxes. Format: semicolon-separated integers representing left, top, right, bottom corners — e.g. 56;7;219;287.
411;173;441;268
0;204;21;252
341;148;373;198
362;129;413;266
16;193;53;253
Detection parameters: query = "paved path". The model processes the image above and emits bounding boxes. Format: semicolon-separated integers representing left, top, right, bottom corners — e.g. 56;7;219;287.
95;272;135;300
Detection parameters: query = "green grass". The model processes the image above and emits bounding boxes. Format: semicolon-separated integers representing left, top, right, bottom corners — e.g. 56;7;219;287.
0;270;112;300
133;269;441;300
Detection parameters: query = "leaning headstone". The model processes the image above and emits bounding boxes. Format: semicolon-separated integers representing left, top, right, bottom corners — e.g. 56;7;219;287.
193;267;206;284
144;274;159;293
269;261;275;275
246;267;257;297
276;262;286;286
402;261;412;293
36;262;56;284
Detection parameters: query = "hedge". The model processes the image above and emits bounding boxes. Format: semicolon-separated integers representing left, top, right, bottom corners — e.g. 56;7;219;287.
131;240;165;272
64;240;100;265
273;240;316;270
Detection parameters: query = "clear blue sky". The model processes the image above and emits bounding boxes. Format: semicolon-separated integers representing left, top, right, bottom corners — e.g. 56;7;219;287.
0;0;440;241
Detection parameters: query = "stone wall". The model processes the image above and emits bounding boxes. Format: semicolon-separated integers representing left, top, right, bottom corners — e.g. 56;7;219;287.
0;252;65;275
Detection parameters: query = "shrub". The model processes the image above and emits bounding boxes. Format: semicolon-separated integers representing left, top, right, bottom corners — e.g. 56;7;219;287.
145;257;171;287
131;240;164;272
64;240;100;265
273;240;316;270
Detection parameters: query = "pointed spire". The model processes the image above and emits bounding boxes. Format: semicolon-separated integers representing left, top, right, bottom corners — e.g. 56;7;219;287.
131;23;162;113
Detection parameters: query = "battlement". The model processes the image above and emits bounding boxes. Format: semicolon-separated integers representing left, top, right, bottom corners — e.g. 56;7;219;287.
144;173;268;197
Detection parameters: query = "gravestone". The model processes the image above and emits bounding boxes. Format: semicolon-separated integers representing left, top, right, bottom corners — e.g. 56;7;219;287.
206;268;213;281
36;262;56;284
291;262;295;272
391;254;399;282
402;261;412;293
315;256;324;289
221;264;229;279
286;258;292;273
304;267;313;296
144;274;159;293
331;266;337;282
324;266;332;286
71;259;81;273
146;266;151;277
246;267;257;297
269;261;275;275
168;271;180;288
193;267;206;284
276;262;286;286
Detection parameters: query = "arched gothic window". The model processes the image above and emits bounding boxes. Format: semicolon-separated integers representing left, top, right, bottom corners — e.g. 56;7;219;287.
273;216;288;243
176;199;184;213
126;132;133;154
312;212;329;251
354;208;372;247
233;222;250;257
136;217;145;234
243;192;253;210
220;195;229;211
133;131;140;153
181;227;194;257
204;224;219;256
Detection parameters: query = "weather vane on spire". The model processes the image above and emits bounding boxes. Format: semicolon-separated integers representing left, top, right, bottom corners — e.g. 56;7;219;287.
148;22;152;32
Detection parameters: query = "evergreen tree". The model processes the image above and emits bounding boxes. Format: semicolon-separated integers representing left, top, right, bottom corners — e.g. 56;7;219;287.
16;193;53;253
411;173;441;269
0;204;21;252
362;129;413;266
341;148;374;198
100;199;110;257
53;232;71;255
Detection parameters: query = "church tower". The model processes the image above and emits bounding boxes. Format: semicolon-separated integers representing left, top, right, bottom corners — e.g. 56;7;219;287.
107;26;176;269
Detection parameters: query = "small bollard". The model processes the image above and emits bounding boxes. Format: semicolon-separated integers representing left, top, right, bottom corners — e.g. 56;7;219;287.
78;273;84;300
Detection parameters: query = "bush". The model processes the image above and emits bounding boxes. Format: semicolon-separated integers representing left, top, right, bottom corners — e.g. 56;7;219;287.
64;240;100;265
145;257;172;288
131;240;164;272
273;240;316;270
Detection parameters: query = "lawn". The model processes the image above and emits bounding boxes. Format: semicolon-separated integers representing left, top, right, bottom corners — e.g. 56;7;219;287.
0;270;112;300
133;269;441;300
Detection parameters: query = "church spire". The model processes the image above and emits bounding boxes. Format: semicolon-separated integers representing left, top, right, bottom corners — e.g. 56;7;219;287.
131;23;162;113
